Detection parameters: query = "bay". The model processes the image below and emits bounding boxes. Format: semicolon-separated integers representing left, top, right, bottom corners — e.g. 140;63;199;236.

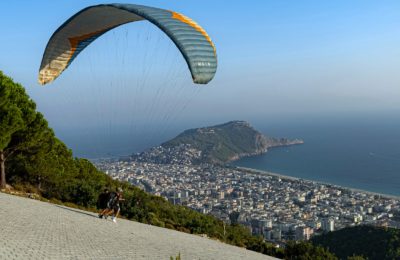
233;114;400;196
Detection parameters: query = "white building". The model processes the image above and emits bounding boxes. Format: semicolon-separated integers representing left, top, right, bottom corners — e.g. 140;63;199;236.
321;218;335;232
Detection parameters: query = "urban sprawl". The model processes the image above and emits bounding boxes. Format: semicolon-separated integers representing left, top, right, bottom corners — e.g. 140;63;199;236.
95;157;400;245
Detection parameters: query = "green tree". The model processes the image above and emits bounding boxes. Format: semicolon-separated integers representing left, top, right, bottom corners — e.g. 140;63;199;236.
0;71;36;188
284;241;338;260
312;225;400;260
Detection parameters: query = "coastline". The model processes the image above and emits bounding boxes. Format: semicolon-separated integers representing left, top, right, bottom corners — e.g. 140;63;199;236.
236;166;400;200
226;139;304;163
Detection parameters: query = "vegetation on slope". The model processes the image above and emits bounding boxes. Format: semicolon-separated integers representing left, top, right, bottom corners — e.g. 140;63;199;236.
312;225;400;260
284;241;338;260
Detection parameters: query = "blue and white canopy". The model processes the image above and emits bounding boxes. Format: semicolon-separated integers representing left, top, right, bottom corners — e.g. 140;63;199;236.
39;3;217;85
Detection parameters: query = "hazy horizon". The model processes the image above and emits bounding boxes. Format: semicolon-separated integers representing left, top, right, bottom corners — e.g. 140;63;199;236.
1;1;400;157
56;112;400;159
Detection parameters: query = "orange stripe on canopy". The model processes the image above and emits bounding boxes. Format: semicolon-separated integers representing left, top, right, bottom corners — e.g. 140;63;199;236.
171;11;216;56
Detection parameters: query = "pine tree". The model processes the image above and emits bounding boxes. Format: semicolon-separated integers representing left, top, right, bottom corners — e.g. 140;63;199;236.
0;71;38;188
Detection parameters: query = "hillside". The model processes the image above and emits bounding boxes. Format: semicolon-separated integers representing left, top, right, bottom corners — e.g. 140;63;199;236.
132;121;303;164
312;225;400;260
1;71;338;259
0;192;275;260
0;71;284;257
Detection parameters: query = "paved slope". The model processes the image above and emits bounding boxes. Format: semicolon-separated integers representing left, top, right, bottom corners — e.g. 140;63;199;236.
0;192;276;259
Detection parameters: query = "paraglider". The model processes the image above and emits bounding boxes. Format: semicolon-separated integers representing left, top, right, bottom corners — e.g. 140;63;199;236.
38;3;217;85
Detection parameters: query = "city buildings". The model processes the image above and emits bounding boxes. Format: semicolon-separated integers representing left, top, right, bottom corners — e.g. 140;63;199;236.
95;159;400;243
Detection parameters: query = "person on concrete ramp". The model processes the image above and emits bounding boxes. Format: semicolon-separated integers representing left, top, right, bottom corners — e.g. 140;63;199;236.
97;188;110;219
100;188;124;223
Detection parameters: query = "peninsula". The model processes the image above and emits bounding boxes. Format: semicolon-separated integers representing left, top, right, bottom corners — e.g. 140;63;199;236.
131;120;303;165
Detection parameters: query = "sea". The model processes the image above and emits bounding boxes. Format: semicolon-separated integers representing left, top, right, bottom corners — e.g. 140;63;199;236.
233;114;400;197
59;113;400;197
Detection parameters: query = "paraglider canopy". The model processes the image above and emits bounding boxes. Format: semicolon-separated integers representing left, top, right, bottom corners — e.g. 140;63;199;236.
38;3;217;85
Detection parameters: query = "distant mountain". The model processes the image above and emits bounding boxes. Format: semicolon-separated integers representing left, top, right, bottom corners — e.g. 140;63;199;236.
132;121;303;164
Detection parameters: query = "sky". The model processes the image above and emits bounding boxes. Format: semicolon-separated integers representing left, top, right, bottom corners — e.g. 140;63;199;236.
1;1;400;156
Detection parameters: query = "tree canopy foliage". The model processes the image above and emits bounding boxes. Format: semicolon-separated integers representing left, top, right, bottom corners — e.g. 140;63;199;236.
312;225;400;260
284;241;338;260
0;71;38;188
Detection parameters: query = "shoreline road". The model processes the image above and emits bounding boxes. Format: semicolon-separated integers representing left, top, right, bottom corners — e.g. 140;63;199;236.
0;192;277;260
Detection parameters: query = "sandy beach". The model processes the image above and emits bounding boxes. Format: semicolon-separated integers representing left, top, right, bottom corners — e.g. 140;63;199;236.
236;166;400;200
